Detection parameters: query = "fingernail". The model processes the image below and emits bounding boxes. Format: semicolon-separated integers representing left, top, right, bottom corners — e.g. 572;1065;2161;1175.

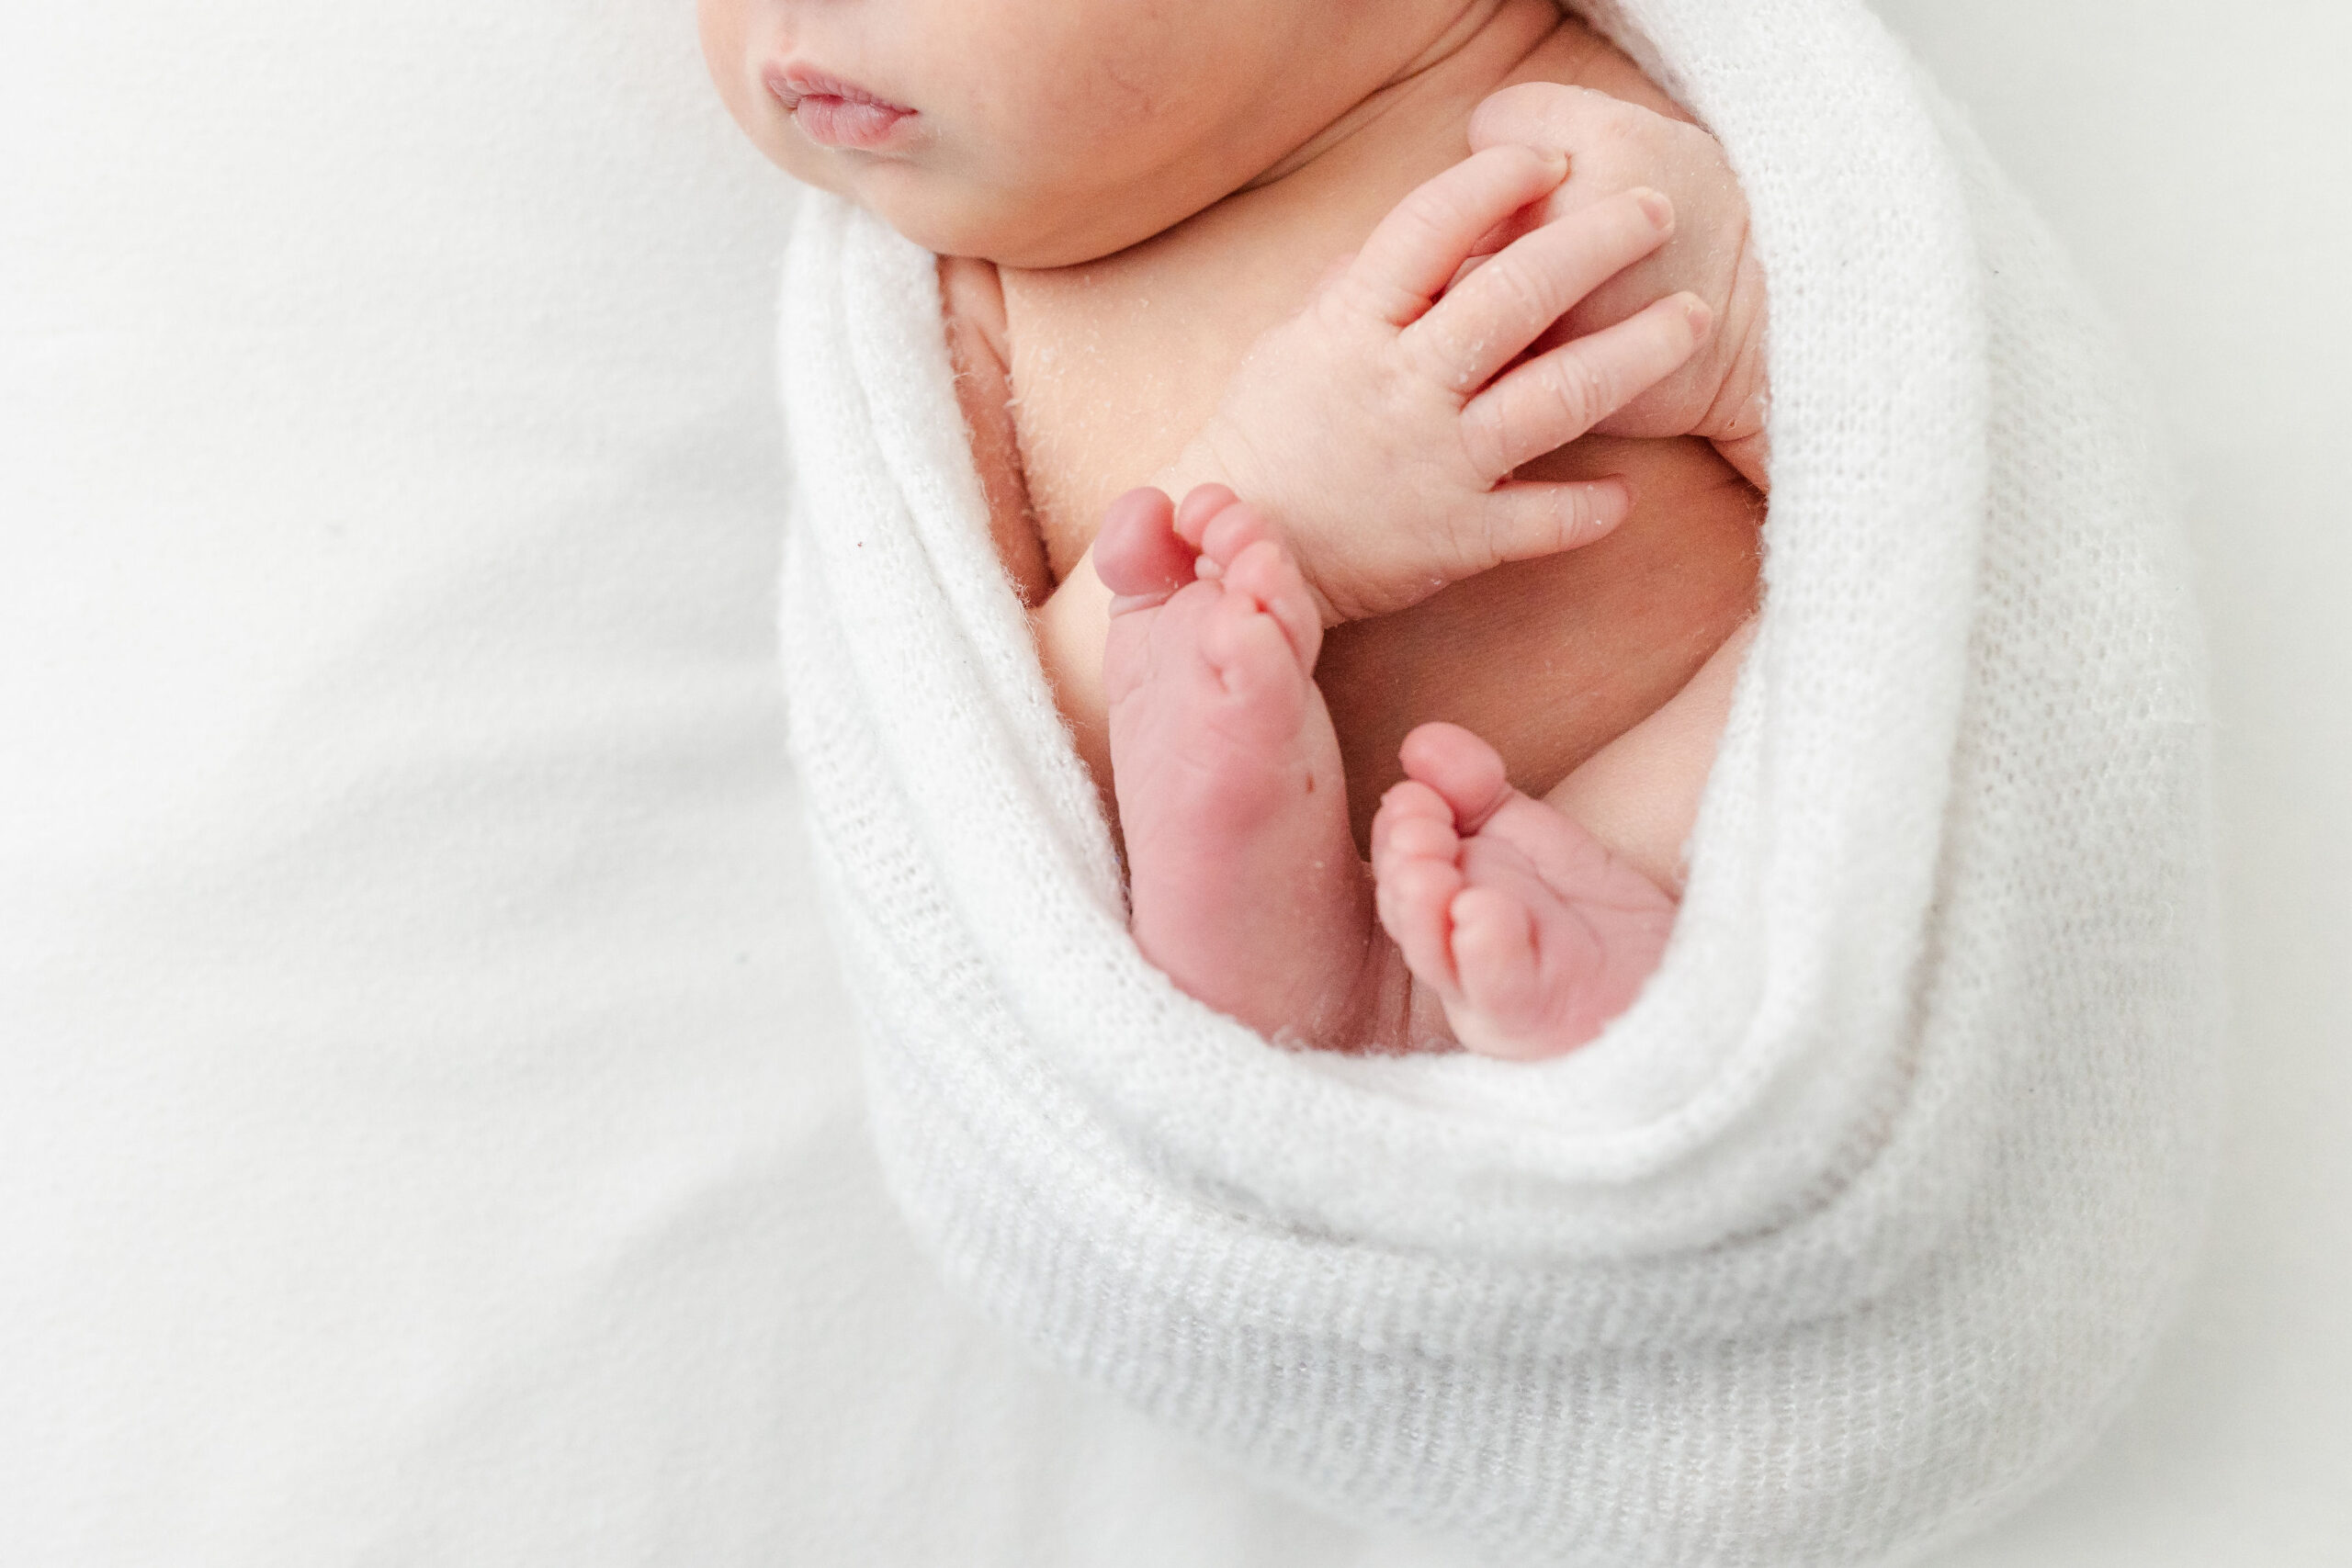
1680;293;1713;334
1536;147;1569;176
1634;188;1673;231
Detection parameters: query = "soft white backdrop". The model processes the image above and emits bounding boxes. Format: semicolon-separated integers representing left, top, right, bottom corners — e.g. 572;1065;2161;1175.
0;2;2343;1563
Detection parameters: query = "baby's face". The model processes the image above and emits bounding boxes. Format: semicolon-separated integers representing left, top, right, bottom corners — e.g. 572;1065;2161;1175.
699;0;1429;267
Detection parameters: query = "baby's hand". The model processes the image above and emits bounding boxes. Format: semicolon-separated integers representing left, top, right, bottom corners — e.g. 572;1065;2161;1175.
1467;83;1770;486
1169;143;1712;626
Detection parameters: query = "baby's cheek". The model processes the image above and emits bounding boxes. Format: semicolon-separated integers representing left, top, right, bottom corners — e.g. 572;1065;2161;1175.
695;0;759;128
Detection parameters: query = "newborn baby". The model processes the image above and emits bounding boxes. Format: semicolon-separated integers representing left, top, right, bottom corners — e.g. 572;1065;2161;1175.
701;0;1770;1056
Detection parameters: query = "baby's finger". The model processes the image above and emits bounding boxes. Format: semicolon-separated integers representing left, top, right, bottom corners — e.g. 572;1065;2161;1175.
1403;186;1675;394
1463;477;1632;570
1342;144;1568;328
1458;292;1710;481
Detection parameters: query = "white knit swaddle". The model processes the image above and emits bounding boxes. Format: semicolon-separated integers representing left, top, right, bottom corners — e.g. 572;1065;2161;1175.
774;0;2221;1562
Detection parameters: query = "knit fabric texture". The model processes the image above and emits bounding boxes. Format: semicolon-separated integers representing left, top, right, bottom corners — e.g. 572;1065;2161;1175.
772;0;2222;1562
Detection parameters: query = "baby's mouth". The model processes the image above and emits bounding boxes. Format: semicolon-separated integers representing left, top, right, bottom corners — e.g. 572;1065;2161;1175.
765;66;917;152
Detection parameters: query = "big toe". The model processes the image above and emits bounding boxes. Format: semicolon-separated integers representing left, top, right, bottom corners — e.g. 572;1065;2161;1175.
1095;486;1195;602
1397;722;1514;831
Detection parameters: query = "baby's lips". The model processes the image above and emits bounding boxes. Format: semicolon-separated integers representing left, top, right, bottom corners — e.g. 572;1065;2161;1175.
763;63;919;151
794;96;916;150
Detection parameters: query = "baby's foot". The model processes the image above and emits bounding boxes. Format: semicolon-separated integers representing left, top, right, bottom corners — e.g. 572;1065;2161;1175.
1100;486;1375;1046
1371;722;1676;1060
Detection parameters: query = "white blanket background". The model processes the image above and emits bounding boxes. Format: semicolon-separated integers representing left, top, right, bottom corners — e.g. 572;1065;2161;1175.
2;2;2345;1563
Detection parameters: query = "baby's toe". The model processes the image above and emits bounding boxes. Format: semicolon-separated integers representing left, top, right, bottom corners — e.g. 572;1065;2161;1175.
1095;487;1193;605
1221;538;1321;667
1172;483;1240;547
1448;886;1548;1043
1192;494;1277;571
1371;780;1459;883
1193;587;1312;737
1378;808;1459;868
1374;851;1466;995
1375;776;1456;832
1397;722;1514;832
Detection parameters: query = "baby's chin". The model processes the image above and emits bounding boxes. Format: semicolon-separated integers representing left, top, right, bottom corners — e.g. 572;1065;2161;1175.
845;164;1200;271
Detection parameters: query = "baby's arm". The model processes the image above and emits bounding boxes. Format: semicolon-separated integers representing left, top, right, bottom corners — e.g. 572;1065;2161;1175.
1034;145;1713;795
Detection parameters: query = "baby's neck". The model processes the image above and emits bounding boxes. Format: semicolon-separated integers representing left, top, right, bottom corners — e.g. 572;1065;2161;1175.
1240;0;1588;208
1001;2;1612;315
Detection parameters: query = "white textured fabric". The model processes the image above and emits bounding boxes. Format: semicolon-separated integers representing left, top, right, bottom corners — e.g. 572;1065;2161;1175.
775;0;2222;1562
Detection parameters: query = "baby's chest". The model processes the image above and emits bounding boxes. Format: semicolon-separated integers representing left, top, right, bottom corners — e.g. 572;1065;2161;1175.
999;252;1323;581
986;258;1759;835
